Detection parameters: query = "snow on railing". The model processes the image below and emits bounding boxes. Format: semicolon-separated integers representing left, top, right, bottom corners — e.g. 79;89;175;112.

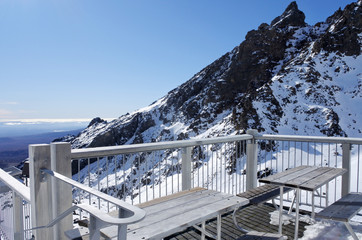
0;168;32;240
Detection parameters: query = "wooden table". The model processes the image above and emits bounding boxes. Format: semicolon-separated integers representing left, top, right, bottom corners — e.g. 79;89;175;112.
101;188;249;240
259;165;347;240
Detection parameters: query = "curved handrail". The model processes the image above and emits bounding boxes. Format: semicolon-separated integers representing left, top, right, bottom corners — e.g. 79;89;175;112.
0;168;30;202
41;169;146;225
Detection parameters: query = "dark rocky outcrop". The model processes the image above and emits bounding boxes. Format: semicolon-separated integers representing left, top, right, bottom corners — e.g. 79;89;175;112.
313;1;362;56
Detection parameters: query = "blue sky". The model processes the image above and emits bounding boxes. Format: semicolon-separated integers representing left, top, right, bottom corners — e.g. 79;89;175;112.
0;0;354;120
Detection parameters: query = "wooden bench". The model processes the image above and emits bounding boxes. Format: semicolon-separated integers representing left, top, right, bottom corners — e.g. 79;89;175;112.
233;185;292;233
65;188;248;240
316;192;362;240
236;231;285;240
237;184;292;206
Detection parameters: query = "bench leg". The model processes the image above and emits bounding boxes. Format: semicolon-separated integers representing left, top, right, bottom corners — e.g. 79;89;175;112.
232;206;249;233
279;186;284;235
193;222;214;239
311;191;315;219
288;190;297;214
89;215;108;240
345;222;359;240
294;188;300;240
217;214;221;240
201;221;205;240
272;198;279;210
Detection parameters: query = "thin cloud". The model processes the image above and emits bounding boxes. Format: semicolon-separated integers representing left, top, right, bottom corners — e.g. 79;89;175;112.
0;101;18;105
0;109;14;119
0;118;93;123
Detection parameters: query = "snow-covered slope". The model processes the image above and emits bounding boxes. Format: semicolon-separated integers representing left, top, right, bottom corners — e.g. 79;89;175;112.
59;1;361;148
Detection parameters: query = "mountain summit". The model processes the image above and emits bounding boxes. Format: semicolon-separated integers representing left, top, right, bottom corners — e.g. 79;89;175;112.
59;1;362;149
270;1;306;28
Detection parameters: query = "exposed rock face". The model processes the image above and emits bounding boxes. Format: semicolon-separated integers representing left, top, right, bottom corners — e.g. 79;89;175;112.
271;1;306;28
59;1;362;149
87;117;106;128
313;0;362;55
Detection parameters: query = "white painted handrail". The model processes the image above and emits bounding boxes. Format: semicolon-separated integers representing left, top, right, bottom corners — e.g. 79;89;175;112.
0;168;30;202
257;134;362;144
41;168;146;224
71;134;253;159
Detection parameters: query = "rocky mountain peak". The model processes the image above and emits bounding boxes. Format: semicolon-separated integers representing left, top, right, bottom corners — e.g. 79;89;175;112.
271;1;306;28
61;1;362;149
87;117;107;128
313;0;361;56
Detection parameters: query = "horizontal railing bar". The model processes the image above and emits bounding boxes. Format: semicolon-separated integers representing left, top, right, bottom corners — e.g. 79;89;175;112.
71;134;253;159
0;168;30;202
257;134;362;145
41;168;146;223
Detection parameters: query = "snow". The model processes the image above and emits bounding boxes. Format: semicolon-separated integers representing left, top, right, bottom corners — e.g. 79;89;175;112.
136;96;167;114
253;46;362;137
300;220;362;240
269;209;362;240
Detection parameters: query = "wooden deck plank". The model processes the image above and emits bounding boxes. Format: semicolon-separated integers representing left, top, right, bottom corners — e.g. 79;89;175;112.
237;231;284;240
167;203;309;240
73;202;310;240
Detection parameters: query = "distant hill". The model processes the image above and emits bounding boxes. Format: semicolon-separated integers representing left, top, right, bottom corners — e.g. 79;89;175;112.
0;130;82;169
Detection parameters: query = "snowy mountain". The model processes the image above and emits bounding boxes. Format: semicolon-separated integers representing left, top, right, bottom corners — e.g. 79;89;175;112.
59;0;362;149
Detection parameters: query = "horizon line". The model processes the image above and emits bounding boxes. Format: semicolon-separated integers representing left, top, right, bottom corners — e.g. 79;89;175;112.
0;118;117;123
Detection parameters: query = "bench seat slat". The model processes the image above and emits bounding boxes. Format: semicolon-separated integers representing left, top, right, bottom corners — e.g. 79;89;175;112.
316;193;362;222
237;185;291;205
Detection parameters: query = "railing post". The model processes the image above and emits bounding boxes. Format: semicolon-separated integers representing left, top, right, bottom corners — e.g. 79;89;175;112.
341;143;351;197
13;192;24;240
246;129;259;191
29;144;53;239
50;142;73;240
182;147;192;190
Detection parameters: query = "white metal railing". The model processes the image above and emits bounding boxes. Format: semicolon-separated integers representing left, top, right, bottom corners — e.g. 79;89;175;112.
2;131;362;239
70;134;252;209
69;132;362;219
27;134;253;239
0;168;32;240
69;132;362;213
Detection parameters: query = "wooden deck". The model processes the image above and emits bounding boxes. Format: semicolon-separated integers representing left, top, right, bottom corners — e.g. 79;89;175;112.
165;203;310;240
